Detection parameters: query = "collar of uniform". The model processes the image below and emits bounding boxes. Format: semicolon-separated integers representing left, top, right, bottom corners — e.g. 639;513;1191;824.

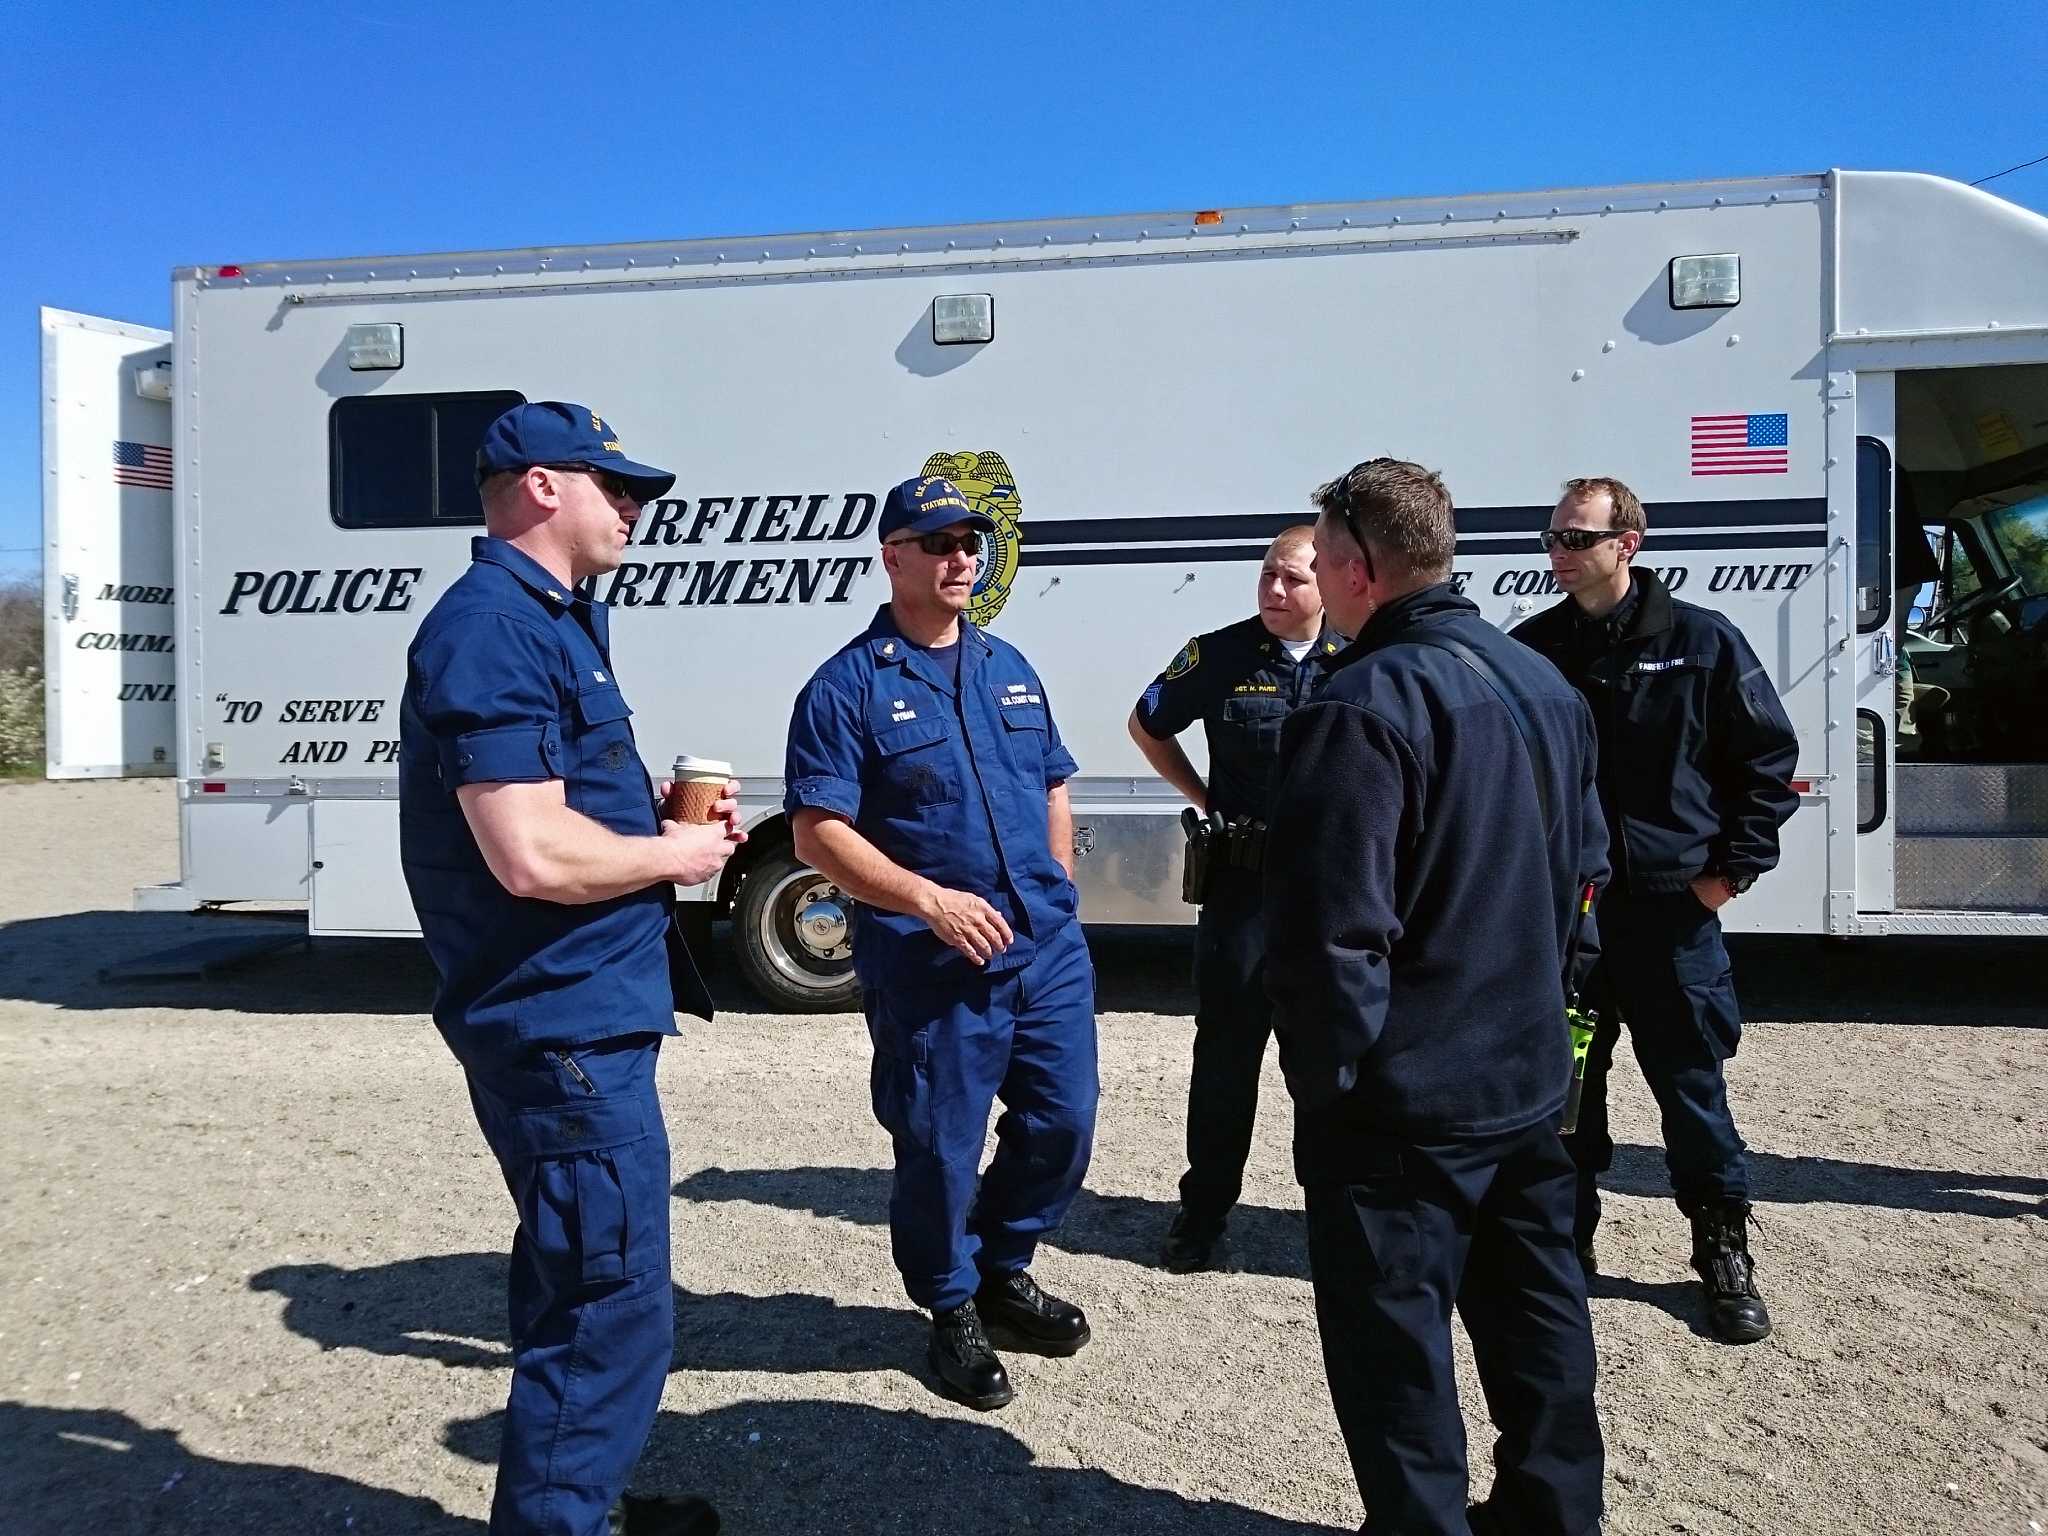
862;602;988;695
1343;581;1479;660
1254;621;1339;665
1624;566;1674;640
471;536;587;614
1574;568;1668;646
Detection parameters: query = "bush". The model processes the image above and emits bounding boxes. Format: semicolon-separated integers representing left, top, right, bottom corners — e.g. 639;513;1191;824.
0;576;43;773
0;666;42;773
0;574;37;675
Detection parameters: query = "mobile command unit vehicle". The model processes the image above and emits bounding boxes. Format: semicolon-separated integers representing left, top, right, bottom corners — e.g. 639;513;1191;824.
42;169;2048;1009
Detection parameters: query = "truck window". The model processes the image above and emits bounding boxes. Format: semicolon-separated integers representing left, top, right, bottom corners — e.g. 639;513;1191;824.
1855;437;1891;631
329;390;524;529
1982;495;2048;595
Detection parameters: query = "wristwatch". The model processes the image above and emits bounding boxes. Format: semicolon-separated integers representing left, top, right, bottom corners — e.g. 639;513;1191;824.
1717;871;1757;900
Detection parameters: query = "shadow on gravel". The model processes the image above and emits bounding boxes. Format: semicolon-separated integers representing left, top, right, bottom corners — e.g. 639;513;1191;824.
250;1253;931;1381
672;1165;1312;1280
0;913;744;1017
444;1399;1334;1534
1583;1273;1717;1340
0;1401;477;1534
10;912;2036;1032
1722;933;2047;1026
1602;1141;2048;1218
0;910;430;1014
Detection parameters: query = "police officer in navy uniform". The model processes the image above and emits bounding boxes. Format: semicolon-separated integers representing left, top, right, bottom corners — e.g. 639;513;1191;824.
1514;476;1798;1345
1264;459;1607;1536
399;402;743;1536
785;476;1096;1412
1126;525;1342;1272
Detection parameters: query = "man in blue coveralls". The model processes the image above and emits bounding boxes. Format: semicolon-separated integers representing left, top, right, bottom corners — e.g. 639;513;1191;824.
785;475;1098;1412
399;401;743;1536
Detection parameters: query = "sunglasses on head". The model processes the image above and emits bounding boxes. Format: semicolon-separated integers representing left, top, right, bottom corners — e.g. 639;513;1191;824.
886;529;984;558
1324;462;1388;584
1539;528;1625;553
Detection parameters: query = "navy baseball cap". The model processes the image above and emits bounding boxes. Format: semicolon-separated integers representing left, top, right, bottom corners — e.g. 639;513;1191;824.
474;401;677;501
878;476;995;541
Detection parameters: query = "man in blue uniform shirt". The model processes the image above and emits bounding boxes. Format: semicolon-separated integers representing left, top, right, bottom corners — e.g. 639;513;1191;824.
785;475;1097;1412
1127;525;1342;1271
1264;459;1608;1535
399;401;743;1536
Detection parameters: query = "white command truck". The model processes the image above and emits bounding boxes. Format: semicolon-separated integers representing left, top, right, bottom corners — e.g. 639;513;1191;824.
41;169;2048;1009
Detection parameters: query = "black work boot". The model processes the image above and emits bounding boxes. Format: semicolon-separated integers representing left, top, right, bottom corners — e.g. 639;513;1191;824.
1690;1200;1772;1344
608;1492;720;1536
929;1299;1014;1410
1160;1206;1228;1274
975;1269;1092;1356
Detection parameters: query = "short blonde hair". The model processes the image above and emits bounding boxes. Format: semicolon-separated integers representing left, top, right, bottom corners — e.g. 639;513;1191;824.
1266;523;1316;562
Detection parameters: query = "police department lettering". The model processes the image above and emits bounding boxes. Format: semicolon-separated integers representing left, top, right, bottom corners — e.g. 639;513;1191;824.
219;567;424;616
634;491;876;547
603;556;870;609
599;490;879;608
99;583;174;604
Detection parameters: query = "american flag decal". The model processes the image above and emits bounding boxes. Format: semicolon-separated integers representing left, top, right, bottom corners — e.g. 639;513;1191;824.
113;439;173;489
1691;413;1789;476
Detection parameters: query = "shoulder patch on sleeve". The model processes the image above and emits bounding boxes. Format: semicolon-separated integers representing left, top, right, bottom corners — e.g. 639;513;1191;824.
1164;637;1200;680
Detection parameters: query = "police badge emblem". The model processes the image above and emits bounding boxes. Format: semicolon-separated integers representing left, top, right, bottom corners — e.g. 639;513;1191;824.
921;450;1022;627
603;741;629;771
1164;637;1200;679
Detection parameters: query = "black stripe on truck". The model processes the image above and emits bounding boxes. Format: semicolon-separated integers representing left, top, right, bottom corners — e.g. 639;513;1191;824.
1016;498;1827;567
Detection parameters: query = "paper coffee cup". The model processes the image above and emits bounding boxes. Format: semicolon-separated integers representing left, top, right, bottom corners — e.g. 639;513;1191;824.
667;755;733;823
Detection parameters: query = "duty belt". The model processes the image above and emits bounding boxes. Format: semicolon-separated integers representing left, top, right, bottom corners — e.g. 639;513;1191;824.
1180;809;1267;905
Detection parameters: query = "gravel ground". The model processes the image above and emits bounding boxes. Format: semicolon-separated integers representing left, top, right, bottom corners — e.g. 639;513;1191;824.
1;778;2043;1535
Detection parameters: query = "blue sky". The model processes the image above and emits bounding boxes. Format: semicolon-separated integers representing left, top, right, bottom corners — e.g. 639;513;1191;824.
3;0;2044;581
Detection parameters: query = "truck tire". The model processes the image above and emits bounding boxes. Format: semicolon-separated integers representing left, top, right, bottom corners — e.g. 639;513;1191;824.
731;846;861;1013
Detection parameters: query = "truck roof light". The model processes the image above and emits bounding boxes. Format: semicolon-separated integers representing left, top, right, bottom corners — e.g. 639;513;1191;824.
216;265;243;279
344;322;404;371
1670;253;1741;309
1194;209;1223;226
932;294;994;346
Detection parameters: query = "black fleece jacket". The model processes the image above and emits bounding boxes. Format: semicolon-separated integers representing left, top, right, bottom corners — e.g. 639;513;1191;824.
1263;584;1609;1176
1513;568;1799;895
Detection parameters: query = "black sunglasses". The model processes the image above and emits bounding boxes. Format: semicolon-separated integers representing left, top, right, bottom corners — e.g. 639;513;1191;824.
534;463;639;503
885;529;984;558
1539;528;1626;553
474;461;642;503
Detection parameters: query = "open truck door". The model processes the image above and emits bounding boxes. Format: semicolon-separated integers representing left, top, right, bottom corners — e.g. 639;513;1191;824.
40;307;176;778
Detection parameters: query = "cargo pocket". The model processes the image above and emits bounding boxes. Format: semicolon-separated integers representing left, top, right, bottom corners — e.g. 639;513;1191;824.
1340;1146;1424;1286
864;990;936;1154
1673;919;1743;1062
505;1098;660;1290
